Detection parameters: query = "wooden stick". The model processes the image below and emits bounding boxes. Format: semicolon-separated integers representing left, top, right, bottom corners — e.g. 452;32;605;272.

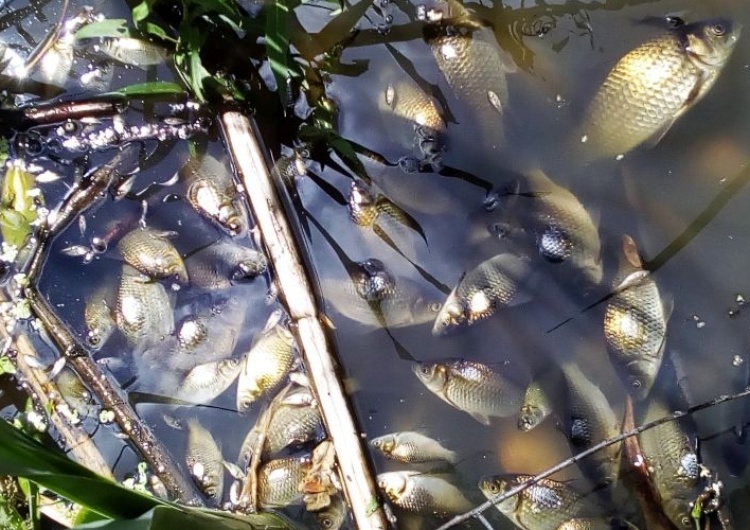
220;109;390;530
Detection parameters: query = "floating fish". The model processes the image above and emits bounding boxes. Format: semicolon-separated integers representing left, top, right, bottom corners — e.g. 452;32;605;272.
180;155;247;236
236;324;296;411
377;471;472;517
517;370;555;432
186;418;225;502
559;362;621;489
257;455;311;508
115;265;174;348
56;367;94;419
555;517;639;530
604;235;671;400
178;358;242;405
370;431;457;464
384;81;446;161
100;37;169;67
83;281;116;350
432;253;533;336
479;474;600;530
413;359;523;425
118;227;188;283
578;18;741;160
314;494;348;530
185;240;267;291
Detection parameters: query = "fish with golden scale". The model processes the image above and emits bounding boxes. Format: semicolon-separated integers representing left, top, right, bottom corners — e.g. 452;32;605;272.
117;226;188;284
370;431;457;464
377;471;472;517
115;264;174;349
186;418;225;502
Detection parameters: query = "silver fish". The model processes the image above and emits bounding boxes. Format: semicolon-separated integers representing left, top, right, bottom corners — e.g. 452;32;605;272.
236;324;296;411
83;282;116;350
178;358;242;404
180;155;247;236
100;37;169;67
413;358;523;425
370;431;457;464
118;227;188;283
115;265;174;348
604;235;671;400
378;471;472;517
479;474;598;530
578;18;741;160
186;418;225;502
432;253;533;336
257;455;311;508
186;240;267;291
518;372;554;432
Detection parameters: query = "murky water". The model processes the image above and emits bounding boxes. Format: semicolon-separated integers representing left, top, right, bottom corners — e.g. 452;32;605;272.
2;0;750;528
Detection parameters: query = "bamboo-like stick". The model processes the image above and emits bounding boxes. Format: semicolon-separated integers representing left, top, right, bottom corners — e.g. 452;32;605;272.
220;109;390;530
0;293;113;480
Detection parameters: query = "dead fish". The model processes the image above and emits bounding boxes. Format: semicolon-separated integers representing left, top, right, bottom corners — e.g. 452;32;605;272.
56;367;94;419
236;324;296;411
479;474;599;530
370;431;457;464
314;494;348;530
638;398;702;530
502;170;602;289
180;155;247;236
83;282;116;350
118;227;188;283
100;37;169;67
115;264;174;348
423;0;510;147
322;259;442;328
239;387;323;462
559;362;621;489
604;235;671;400
186;418;225;501
432;253;533;336
517;371;555;432
257;455;311;508
178;358;242;404
413;358;524;425
186;240;267;291
384;81;446;160
578;18;741;160
556;518;640;530
378;471;472;517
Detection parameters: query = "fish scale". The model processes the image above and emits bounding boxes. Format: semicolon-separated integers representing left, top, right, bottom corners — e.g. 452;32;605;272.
370;431;457;463
115;265;174;348
378;471;471;516
257;456;310;508
186;418;225;502
118;227;188;283
186;240;267;291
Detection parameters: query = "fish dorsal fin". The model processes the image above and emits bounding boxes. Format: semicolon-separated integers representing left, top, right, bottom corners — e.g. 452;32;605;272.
621;235;643;268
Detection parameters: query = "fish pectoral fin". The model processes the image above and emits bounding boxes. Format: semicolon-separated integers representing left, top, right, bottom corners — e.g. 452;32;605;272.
642;117;678;149
468;411;492;426
661;293;675;321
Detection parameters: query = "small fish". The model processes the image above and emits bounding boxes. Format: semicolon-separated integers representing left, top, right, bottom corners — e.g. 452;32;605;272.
118;227;188;283
186;240;267;291
556;517;639;530
56;367;94;419
604;235;671;400
257;455;311;508
100;37;169;67
314;494;348;530
517;372;554;432
180;155;247;236
186;418;225;502
322;259;442;328
115;265;174;348
83;282;116;350
504;170;602;289
559;362;621;489
578;18;741;160
479;474;598;530
384;81;446;161
239;386;323;462
413;359;523;425
432;253;533;336
178;358;242;404
377;471;472;517
638;398;702;530
236;324;296;411
370;431;457;464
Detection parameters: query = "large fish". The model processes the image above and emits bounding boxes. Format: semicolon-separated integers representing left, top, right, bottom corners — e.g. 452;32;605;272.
578;18;741;160
413;358;523;425
117;227;188;284
186;418;225;502
186;240;267;291
604;235;671;400
370;431;457;464
115;264;174;348
432;253;533;336
178;358;242;404
383;81;446;163
377;471;472;517
257;456;311;508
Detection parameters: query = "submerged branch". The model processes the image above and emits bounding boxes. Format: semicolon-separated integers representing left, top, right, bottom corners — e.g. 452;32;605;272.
434;386;750;530
220;108;391;530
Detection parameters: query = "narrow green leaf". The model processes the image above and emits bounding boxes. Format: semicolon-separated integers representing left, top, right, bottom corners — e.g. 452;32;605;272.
74;19;129;41
265;0;294;105
108;82;185;97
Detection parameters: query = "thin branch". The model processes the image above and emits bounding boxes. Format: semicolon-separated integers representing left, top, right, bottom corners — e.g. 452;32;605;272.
434;386;750;530
220;108;391;530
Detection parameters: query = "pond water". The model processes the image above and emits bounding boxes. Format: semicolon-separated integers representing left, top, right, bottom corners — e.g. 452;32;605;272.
1;0;750;529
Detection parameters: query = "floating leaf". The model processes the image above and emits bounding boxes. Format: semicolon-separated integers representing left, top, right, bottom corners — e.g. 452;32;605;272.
108;82;185;98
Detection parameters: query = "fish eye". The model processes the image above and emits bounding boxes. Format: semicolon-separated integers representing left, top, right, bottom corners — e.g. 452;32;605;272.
321;516;333;529
488;483;499;494
420;365;431;375
711;23;726;36
87;334;100;347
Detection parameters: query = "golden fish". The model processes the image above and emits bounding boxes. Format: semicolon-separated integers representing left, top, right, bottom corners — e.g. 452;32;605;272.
178;358;242;405
578;18;740;160
413;359;523;425
378;471;472;517
118;227;187;283
257;455;311;508
370;431;457;464
236;324;296;412
186;418;225;502
604;235;671;400
115;265;174;348
83;282;116;350
517;372;554;432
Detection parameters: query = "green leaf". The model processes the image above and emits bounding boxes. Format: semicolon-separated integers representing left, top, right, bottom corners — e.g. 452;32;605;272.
0;355;16;375
108;82;186;98
131;0;155;26
74;19;130;41
265;0;298;106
